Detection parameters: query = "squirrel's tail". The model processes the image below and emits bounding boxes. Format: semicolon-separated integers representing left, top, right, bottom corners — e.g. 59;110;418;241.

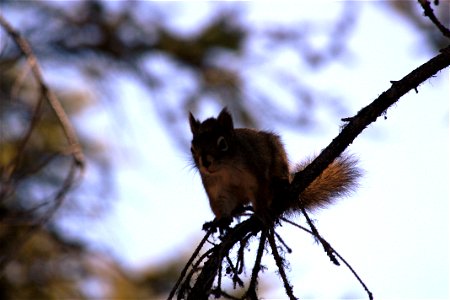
289;153;361;212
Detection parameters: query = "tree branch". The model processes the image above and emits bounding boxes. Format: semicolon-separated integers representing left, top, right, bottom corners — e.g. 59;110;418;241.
0;14;86;274
167;229;213;300
245;230;267;300
171;45;450;299
186;217;262;300
289;45;450;205
281;217;373;300
0;14;85;169
418;0;450;39
268;228;297;300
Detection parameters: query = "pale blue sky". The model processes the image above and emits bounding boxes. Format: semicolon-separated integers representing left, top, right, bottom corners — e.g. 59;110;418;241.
62;2;449;299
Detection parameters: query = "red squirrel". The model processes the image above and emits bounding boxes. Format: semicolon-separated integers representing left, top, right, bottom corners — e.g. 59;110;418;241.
189;108;360;222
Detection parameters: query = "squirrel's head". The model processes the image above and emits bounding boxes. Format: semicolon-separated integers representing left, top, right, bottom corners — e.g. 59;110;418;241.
189;107;235;174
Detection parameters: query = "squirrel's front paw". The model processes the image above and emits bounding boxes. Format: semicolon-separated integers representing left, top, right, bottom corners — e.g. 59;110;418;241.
202;217;232;234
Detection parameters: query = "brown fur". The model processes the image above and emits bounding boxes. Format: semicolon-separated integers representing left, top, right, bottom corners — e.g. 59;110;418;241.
290;154;361;212
189;108;361;220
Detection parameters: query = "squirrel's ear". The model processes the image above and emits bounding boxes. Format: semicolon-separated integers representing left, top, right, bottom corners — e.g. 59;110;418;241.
189;112;200;135
217;107;234;131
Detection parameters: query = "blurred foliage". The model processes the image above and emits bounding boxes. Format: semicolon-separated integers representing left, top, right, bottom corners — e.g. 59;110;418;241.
0;50;109;298
1;1;361;148
2;1;447;145
0;227;87;299
0;0;448;299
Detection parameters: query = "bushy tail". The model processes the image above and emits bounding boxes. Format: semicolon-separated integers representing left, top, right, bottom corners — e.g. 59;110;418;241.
290;153;361;212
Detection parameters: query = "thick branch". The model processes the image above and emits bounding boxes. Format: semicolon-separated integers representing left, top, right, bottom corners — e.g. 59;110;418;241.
181;45;450;299
289;45;450;204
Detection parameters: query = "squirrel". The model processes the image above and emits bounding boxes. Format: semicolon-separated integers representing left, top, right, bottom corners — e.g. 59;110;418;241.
189;107;361;223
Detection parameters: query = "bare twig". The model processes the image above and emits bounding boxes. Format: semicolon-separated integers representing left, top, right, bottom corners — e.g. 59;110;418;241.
418;0;450;39
274;229;292;254
267;228;297;300
187;217;262;300
0;14;86;275
281;217;373;300
3;91;46;183
182;248;216;299
0;14;85;168
167;228;214;300
0;161;79;272
235;230;254;274
289;45;450;207
245;230;267;300
225;255;244;288
300;207;339;265
171;44;450;300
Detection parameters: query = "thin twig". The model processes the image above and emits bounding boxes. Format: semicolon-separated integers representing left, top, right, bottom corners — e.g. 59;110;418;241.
0;14;85;168
0;15;86;274
267;228;297;300
176;45;450;299
300;207;339;265
14;151;60;182
331;244;373;300
0;160;79;273
216;247;224;297
274;230;292;253
11;62;31;101
4;92;45;183
245;230;267;299
418;0;450;39
225;255;244;288
187;217;262;300
281;217;373;300
236;231;254;274
178;247;216;300
167;228;214;300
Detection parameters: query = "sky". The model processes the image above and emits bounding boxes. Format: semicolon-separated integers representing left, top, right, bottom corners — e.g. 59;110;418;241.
61;2;449;299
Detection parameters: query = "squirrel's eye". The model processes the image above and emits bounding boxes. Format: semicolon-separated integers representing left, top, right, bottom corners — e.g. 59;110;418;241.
217;136;228;152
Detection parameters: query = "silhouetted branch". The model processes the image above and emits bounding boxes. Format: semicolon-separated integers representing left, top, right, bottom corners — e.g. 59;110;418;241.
273;229;292;254
170;45;450;299
0;14;85;273
225;254;244;288
281;217;373;300
178;247;215;299
245;230;267;300
289;45;450;207
268;228;297;300
168;228;214;300
418;0;450;39
300;206;339;265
